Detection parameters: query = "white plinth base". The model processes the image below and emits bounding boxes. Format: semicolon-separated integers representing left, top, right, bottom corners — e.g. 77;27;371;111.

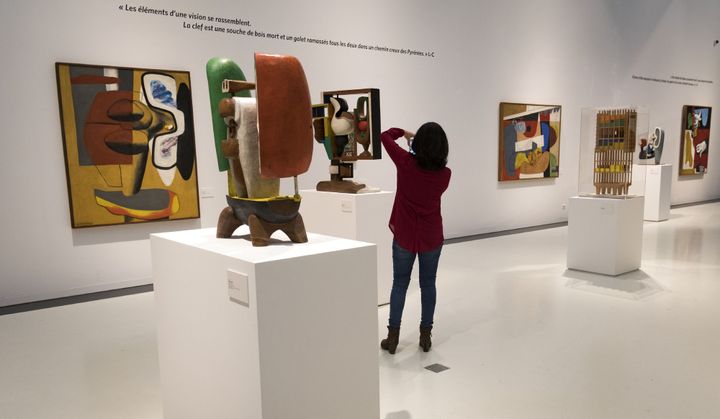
567;196;644;276
630;163;672;221
643;164;672;221
151;227;379;419
301;189;394;305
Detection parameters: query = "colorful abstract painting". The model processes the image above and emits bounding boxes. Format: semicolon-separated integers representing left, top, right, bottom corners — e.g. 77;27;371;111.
679;105;711;176
55;63;199;227
499;102;561;181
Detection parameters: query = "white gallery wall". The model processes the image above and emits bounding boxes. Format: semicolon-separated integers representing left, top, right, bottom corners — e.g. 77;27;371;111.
0;0;718;306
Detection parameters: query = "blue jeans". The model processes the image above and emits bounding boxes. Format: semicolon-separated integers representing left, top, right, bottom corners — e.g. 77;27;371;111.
388;241;443;329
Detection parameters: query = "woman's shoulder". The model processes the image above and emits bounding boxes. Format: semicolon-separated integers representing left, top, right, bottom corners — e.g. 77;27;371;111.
437;166;451;178
442;166;451;182
410;164;451;183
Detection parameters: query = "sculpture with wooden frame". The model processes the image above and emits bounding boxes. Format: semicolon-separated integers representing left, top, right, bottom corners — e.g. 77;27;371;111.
314;88;381;193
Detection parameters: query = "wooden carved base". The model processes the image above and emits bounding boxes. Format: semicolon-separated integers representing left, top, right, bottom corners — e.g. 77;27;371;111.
217;206;244;238
316;180;366;194
216;206;308;246
247;213;307;246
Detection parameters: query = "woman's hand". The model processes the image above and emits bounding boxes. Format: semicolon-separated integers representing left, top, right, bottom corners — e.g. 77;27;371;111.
403;130;415;147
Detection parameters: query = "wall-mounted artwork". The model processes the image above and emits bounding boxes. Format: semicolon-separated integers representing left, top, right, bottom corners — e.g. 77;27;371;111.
680;105;711;176
499;102;561;181
55;63;199;228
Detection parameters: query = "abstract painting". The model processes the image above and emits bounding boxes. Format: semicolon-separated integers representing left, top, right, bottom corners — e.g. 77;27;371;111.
55;63;199;227
680;105;711;176
499;102;561;181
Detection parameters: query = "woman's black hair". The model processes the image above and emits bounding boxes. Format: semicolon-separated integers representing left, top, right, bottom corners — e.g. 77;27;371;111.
411;122;448;171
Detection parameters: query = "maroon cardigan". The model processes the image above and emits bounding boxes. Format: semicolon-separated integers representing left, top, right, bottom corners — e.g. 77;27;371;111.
381;128;451;253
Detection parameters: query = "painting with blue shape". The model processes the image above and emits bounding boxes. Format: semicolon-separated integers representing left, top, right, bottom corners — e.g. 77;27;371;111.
498;102;562;181
55;62;199;228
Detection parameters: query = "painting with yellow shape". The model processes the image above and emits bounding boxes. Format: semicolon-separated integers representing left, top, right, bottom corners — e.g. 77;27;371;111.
498;102;562;181
55;62;199;227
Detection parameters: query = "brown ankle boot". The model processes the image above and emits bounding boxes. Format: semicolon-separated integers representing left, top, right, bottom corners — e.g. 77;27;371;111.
380;326;400;354
419;326;432;352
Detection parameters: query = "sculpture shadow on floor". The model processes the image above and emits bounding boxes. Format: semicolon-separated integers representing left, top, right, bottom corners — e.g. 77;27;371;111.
225;232;295;247
384;410;413;419
563;268;664;301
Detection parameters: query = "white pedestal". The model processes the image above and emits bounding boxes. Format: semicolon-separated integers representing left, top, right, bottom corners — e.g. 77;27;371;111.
631;163;672;221
151;227;379;419
643;164;672;221
301;189;394;305
567;196;644;276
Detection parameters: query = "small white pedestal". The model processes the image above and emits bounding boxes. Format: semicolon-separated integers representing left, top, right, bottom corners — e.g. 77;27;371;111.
631;163;672;221
643;164;672;221
567;196;644;276
151;227;379;419
301;189;394;305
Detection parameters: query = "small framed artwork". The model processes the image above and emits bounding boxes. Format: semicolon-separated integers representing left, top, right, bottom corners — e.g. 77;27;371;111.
55;62;199;227
679;105;711;175
499;102;561;181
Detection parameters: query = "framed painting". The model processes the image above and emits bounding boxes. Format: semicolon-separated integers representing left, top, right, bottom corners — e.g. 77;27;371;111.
679;105;711;176
55;62;199;227
499;102;561;181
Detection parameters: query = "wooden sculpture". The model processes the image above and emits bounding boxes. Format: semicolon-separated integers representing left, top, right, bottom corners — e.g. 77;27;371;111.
314;88;381;193
638;126;664;165
593;109;637;195
206;53;313;246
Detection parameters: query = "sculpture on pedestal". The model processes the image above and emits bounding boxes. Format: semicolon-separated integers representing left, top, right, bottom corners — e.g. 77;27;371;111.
206;54;313;246
314;89;381;193
593;109;637;195
638;127;664;165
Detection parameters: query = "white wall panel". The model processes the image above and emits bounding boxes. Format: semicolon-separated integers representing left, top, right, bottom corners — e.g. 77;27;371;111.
0;0;717;305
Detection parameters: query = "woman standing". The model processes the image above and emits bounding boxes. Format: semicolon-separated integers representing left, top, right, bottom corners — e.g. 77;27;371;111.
379;123;451;354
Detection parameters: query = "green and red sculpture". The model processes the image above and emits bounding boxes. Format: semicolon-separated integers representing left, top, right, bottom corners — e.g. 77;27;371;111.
206;53;313;246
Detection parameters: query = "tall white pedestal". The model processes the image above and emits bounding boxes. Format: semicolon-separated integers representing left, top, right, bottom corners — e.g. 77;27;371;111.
643;164;672;221
631;164;672;221
301;189;394;305
567;196;644;276
151;227;379;419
